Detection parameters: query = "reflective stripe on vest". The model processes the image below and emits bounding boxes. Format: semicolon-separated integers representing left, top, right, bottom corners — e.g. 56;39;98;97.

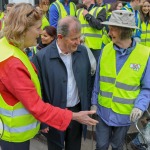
98;42;150;115
53;0;76;20
0;37;41;142
76;7;103;49
140;22;150;47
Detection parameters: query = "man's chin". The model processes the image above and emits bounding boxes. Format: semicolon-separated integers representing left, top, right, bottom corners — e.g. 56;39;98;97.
73;47;78;52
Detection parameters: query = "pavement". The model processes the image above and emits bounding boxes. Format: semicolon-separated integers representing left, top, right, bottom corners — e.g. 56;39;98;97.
29;124;136;150
0;124;138;150
30;135;133;150
29;122;139;150
0;135;133;150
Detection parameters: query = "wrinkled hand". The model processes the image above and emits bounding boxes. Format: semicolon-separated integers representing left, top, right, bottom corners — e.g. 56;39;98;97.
72;110;98;126
40;127;49;133
130;108;143;122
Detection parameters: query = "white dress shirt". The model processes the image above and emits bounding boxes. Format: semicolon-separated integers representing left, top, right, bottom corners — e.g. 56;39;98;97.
57;43;79;107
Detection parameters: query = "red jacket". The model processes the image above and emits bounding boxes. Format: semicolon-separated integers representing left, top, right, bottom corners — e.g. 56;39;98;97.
0;56;72;131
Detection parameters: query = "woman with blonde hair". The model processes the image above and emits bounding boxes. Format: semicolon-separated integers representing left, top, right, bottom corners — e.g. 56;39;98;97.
0;3;98;150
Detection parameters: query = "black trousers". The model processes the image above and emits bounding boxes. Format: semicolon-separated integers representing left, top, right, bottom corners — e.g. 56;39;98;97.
47;103;82;150
0;140;30;150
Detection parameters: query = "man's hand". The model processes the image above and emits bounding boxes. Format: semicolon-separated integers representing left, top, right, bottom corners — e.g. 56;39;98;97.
72;110;98;126
40;127;49;133
130;108;143;122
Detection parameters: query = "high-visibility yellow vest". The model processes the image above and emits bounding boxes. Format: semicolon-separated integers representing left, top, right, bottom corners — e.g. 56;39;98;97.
53;0;76;20
41;15;50;30
102;27;111;46
140;21;150;47
98;42;150;115
76;7;103;49
102;3;111;18
0;12;4;20
0;37;41;142
102;3;111;12
101;12;111;46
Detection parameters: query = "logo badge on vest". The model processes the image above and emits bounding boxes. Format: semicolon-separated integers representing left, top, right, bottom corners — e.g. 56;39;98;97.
130;64;141;71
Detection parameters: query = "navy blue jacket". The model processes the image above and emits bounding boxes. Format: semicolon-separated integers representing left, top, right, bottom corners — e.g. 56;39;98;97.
32;40;92;147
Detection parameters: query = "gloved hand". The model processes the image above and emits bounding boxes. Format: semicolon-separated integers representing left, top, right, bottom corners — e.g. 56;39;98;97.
90;105;97;112
90;105;98;120
130;108;143;122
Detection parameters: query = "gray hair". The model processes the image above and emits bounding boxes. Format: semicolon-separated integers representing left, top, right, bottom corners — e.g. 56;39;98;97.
57;16;81;37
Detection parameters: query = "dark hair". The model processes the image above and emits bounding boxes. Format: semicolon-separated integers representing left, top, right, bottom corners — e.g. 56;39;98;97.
109;1;123;12
43;26;57;39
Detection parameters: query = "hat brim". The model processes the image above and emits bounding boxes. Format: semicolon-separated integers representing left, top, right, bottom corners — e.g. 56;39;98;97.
101;21;139;29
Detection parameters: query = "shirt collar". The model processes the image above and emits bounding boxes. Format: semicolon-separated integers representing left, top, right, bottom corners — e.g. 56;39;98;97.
56;42;71;56
113;38;136;55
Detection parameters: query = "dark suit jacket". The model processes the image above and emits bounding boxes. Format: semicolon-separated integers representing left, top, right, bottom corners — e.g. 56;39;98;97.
32;40;92;147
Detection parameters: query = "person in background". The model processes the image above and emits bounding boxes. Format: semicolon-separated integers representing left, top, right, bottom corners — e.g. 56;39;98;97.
140;0;150;47
37;25;56;50
122;0;142;43
32;16;92;150
6;3;15;13
76;0;106;63
0;3;98;150
101;1;123;48
37;0;50;29
0;3;15;31
109;1;123;12
91;10;150;150
95;0;111;17
26;26;56;59
48;0;76;28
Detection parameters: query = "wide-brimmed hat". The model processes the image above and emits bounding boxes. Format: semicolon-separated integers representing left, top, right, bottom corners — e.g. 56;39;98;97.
101;10;139;29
